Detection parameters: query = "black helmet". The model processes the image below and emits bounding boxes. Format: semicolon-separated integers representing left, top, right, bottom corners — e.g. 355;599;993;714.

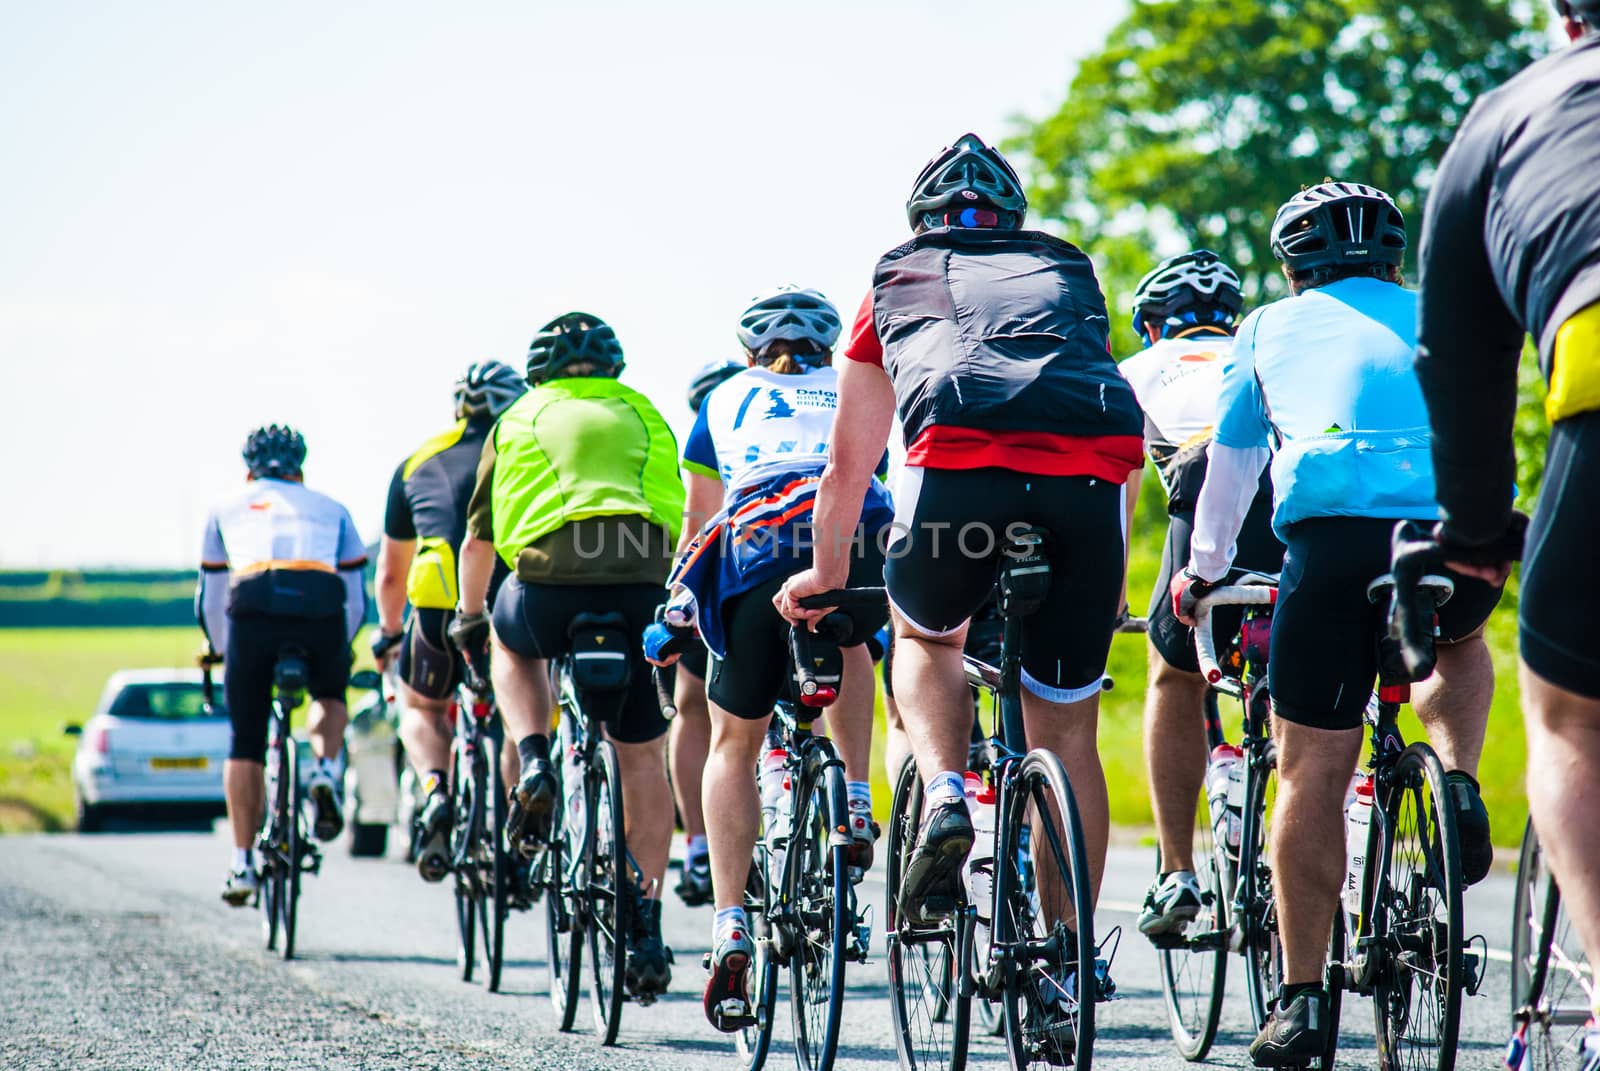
1270;181;1407;274
454;360;527;421
687;359;743;414
1130;250;1244;342
906;133;1028;232
242;424;306;480
525;312;625;384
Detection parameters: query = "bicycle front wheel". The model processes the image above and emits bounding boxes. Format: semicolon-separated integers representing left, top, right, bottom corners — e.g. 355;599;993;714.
1154;793;1228;1061
736;841;779;1071
586;738;628;1045
997;749;1095;1071
451;742;482;983
787;758;849;1071
1511;818;1593;1069
260;741;288;953
886;752;970;1071
280;744;302;961
1371;743;1463;1071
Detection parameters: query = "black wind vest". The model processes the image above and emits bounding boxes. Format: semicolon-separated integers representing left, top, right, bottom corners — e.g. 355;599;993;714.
871;228;1142;447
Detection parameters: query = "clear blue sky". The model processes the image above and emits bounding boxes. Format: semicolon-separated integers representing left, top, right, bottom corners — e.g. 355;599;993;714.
0;1;1126;567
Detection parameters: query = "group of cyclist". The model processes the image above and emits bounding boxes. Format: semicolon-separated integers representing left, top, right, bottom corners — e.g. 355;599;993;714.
194;5;1600;1063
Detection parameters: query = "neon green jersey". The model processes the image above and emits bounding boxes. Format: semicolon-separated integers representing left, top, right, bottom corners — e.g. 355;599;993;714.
487;376;684;570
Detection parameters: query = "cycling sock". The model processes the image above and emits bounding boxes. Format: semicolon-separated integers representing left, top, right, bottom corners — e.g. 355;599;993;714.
232;847;252;871
925;771;965;808
714;906;748;944
518;733;550;770
686;833;708;864
847;781;872;810
317;755;343;777
1279;981;1323;1009
422;769;447;796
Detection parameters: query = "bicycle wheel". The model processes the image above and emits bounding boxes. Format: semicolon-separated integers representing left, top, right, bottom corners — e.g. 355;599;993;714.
260;740;287;952
787;759;849;1071
736;843;779;1071
1154;795;1227;1061
544;730;584;1031
1511;819;1593;1069
1370;744;1463;1071
451;743;481;982
586;738;628;1045
886;752;970;1071
280;744;302;961
482;739;509;993
998;749;1095;1071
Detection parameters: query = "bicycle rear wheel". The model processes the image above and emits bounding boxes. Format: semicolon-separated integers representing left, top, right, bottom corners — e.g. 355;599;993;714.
1370;744;1463;1071
280;744;302;961
586;738;628;1045
1511;818;1593;1069
998;749;1095;1071
787;759;849;1071
1154;796;1227;1061
736;846;779;1071
260;740;288;952
886;752;970;1071
451;743;482;982
482;739;509;992
543;812;584;1030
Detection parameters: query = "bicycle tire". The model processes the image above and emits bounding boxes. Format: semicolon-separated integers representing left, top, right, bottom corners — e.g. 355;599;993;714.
886;752;970;1071
787;757;849;1071
452;740;481;983
545;729;583;1031
260;736;288;953
998;748;1096;1071
1510;818;1593;1070
484;739;509;993
1370;744;1463;1071
586;738;628;1045
280;744;302;961
736;833;779;1071
1153;796;1227;1061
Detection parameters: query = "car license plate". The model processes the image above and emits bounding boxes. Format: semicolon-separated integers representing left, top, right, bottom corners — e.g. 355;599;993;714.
149;756;208;771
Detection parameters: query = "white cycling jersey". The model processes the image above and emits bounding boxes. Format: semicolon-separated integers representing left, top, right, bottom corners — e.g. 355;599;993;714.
201;478;367;575
1117;333;1232;461
682;365;844;495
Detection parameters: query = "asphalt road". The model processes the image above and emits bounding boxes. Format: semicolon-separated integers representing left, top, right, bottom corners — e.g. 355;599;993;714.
0;828;1519;1071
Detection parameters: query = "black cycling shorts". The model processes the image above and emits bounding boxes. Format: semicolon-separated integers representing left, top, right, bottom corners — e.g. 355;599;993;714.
708;546;888;721
679;641;708;682
1270;517;1504;730
1149;492;1285;675
1522;410;1600;698
225;613;349;764
492;578;668;744
397;607;463;701
884;467;1124;703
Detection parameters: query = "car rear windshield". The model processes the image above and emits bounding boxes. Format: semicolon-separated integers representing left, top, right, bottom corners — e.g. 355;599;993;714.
108;683;221;720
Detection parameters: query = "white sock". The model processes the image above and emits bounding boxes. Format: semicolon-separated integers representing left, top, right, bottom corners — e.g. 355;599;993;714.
714;906;748;943
847;781;872;810
925;771;965;808
232;847;251;871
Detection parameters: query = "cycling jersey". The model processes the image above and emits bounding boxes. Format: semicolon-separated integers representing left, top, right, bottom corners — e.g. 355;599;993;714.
1418;32;1600;545
1118;331;1233;510
383;419;492;610
844;227;1143;482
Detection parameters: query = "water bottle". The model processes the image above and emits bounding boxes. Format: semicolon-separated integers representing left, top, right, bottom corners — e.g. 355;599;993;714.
1343;775;1375;915
962;773;997;924
759;745;791;842
1205;744;1244;852
563;742;586;849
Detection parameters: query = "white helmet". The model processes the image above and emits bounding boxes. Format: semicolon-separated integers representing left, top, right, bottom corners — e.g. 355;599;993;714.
736;286;841;363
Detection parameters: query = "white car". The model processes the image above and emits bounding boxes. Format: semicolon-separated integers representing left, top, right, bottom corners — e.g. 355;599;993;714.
68;669;230;831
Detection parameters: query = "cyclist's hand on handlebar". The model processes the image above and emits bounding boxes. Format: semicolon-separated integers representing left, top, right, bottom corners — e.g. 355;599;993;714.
1170;568;1217;628
370;629;404;671
774;567;843;627
1436;511;1527;588
196;645;223;668
447;609;490;657
642;621;690;667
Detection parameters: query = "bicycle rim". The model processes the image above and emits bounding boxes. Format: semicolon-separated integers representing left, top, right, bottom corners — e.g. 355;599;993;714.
1511;819;1594;1069
483;745;508;992
280;747;301;961
543;828;584;1031
999;750;1095;1071
260;744;287;952
1240;740;1282;1030
886;752;970;1071
1154;803;1227;1060
1370;745;1462;1071
452;745;481;982
787;762;848;1071
736;868;780;1071
586;739;627;1045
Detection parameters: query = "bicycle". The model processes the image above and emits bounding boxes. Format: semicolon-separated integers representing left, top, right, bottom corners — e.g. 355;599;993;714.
203;645;322;961
713;588;879;1071
883;526;1132;1071
446;663;515;992
1508;818;1596;1070
534;611;651;1045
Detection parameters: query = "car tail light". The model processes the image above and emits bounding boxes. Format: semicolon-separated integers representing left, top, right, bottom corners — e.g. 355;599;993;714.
87;724;110;755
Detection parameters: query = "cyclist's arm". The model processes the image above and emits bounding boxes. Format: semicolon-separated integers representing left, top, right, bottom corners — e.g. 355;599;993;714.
811;357;896;586
677;471;724;556
1187;319;1271;582
376;462;415;636
335;508;369;643
196;512;231;654
457;437;499;616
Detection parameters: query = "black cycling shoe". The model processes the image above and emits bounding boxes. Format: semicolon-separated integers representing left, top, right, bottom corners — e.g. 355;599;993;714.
675;855;713;908
1445;770;1493;885
625;898;673;1003
1249;988;1330;1067
505;759;557;857
898;799;973;927
413;789;452;883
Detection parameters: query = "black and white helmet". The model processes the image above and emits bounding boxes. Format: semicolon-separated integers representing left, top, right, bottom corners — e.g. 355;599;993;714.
453;360;527;422
736;286;841;363
242;424;306;480
1130;250;1244;341
1270;182;1407;274
906;133;1028;232
687;359;743;414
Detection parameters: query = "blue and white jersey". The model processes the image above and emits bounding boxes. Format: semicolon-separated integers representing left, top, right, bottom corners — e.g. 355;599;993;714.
683;366;847;495
1215;276;1437;536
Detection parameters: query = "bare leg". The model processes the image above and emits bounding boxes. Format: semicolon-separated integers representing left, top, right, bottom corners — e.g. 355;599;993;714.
703;705;768;911
491;630;554;743
1021;686;1107;920
670;667;711;844
305;699;348;762
224;759;264;850
1410;628;1492;777
1144;642;1211;873
830;645;876;786
884;691;909;786
1522;662;1600;987
891;613;973;797
1271;716;1362;985
501;734;519;803
610;734;674;901
396;685;452;778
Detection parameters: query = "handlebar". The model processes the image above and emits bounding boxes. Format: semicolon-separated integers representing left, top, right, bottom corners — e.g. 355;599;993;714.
1387;516;1525;680
796;587;889;612
1193;584;1278;689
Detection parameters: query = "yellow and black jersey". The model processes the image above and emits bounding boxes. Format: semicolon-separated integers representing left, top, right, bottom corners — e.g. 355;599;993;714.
384;420;494;610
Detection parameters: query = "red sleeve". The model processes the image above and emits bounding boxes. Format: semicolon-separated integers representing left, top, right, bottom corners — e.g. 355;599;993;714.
842;289;883;367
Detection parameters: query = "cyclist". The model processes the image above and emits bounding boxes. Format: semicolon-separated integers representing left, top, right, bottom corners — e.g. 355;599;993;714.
370;361;526;882
1170;182;1506;1065
777;134;1144;1012
452;312;685;1001
649;286;891;1030
197;425;369;905
1414;1;1600;1053
670;358;743;907
1118;251;1287;938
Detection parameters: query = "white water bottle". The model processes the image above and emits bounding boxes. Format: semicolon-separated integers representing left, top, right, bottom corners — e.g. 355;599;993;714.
1206;744;1244;851
1343;775;1375;915
962;773;997;923
759;746;791;840
563;742;586;847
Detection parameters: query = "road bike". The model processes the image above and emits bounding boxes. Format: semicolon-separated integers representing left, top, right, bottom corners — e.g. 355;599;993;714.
447;665;515;992
1508;818;1596;1070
